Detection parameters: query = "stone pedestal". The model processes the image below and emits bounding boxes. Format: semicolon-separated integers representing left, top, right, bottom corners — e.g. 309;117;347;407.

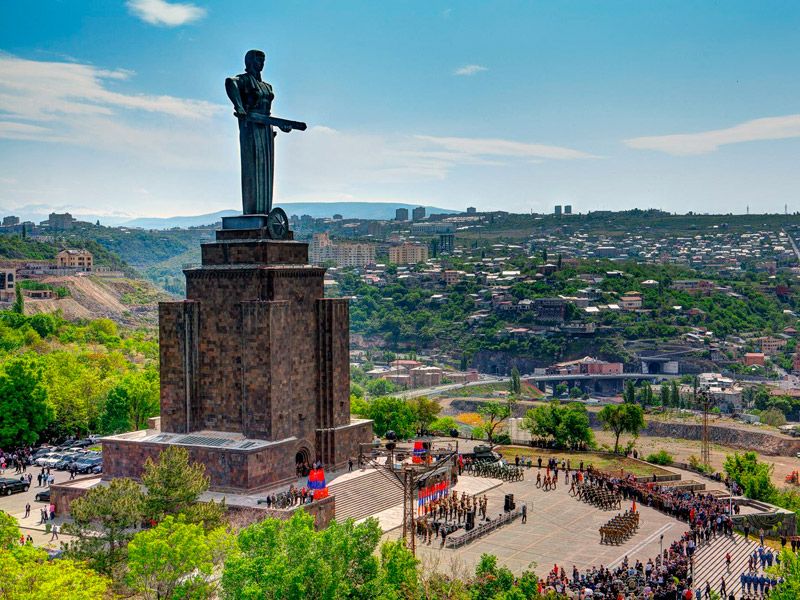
103;224;373;492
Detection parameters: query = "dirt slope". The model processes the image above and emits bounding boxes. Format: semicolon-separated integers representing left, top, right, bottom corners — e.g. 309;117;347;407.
24;274;173;326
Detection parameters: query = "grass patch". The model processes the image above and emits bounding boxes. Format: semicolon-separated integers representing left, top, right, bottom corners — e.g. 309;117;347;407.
495;445;673;478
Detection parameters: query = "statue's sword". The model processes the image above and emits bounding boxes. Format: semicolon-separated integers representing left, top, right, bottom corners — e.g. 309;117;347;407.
244;113;307;132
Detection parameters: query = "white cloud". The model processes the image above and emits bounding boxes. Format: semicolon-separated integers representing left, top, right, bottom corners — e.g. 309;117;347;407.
0;54;226;169
416;135;596;160
127;0;207;27
624;114;800;156
454;64;488;76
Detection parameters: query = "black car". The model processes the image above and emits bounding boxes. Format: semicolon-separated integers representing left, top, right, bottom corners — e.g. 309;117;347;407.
0;477;29;495
74;456;103;474
35;488;51;502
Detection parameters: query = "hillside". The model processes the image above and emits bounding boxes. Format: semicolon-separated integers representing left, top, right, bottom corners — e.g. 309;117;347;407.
23;273;172;326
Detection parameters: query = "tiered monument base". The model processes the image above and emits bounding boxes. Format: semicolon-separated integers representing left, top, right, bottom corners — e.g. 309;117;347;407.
102;222;373;493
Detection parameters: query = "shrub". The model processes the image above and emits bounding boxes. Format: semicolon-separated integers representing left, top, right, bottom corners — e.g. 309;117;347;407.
761;408;786;427
646;450;673;465
493;433;512;445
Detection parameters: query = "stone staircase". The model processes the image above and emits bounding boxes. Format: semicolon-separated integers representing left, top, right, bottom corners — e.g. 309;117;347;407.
329;469;404;522
691;533;763;599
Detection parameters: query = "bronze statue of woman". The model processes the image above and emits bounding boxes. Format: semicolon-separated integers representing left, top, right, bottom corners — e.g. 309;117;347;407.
225;49;276;215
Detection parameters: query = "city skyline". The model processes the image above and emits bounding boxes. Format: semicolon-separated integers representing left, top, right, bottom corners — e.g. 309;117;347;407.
1;1;799;219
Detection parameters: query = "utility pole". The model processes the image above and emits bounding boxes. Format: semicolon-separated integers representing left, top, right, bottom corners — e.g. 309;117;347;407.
699;390;713;468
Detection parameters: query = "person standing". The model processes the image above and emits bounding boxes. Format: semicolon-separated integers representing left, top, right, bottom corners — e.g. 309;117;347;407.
348;458;353;472
50;523;59;541
24;503;30;518
521;503;527;524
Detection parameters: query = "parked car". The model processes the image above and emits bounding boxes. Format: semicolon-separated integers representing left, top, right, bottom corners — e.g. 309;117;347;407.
74;456;103;474
36;453;66;468
35;488;51;502
0;477;29;495
31;447;54;460
55;452;86;470
70;439;94;448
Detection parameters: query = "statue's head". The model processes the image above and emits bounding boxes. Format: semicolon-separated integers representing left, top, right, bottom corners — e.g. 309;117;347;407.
244;49;266;75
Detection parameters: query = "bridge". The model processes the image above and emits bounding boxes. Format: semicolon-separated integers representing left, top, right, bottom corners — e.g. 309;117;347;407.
523;372;666;395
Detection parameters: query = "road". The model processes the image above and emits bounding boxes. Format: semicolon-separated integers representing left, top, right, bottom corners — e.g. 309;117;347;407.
783;228;800;262
396;375;509;399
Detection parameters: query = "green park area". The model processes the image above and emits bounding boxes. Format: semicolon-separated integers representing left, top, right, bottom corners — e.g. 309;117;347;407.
495;445;673;478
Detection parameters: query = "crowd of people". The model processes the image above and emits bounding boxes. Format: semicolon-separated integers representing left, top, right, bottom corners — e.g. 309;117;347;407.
537;467;792;599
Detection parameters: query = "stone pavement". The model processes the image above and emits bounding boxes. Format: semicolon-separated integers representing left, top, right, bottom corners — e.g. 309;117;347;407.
385;467;687;577
0;467;74;550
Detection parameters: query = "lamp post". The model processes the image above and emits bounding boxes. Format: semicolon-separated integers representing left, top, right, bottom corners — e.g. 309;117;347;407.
660;533;664;557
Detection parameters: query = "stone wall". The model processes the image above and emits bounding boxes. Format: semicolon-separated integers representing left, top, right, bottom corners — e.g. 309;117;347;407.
641;421;800;457
51;477;101;516
102;437;300;493
226;495;336;530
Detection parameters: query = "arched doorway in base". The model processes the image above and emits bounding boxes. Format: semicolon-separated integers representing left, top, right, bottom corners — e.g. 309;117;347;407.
295;447;312;477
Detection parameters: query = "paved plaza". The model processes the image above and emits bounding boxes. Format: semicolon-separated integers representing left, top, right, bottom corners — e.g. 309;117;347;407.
0;468;75;548
385;467;687;577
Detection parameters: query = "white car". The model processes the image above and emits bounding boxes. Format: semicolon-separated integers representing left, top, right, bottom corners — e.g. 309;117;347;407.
36;453;66;468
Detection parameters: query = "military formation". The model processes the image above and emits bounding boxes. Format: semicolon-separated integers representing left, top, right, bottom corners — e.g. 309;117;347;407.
573;479;622;510
464;461;525;482
416;491;490;546
599;509;640;545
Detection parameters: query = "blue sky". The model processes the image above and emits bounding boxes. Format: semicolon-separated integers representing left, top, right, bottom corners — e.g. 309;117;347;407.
1;1;799;220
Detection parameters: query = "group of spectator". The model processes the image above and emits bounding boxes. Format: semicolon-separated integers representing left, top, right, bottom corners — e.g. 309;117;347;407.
547;469;793;599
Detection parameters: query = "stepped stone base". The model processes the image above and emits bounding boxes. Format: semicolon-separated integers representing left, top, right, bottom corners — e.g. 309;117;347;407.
102;419;372;494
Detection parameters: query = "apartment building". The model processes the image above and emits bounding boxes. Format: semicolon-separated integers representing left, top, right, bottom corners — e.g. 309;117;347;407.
389;242;428;265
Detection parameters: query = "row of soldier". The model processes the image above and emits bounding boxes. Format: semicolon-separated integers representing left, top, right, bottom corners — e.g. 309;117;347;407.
416;491;490;546
573;476;622;510
599;509;640;545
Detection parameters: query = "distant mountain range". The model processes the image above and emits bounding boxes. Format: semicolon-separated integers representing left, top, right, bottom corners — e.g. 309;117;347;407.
121;202;461;229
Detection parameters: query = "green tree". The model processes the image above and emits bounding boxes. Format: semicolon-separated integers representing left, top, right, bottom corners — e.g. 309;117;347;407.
378;540;419;598
623;380;636;404
670;380;680;408
127;515;226;600
366;378;398;397
660;382;670;407
723;451;777;502
761;407;787;427
0;511;20;549
12;285;23;315
101;368;159;434
554;382;568;397
222;511;398;600
636;381;654;406
522;401;593;449
428;416;459;434
767;549;800;600
0;544;110;600
141;446;225;529
509;367;521;395
478;401;511;444
63;477;145;576
407;396;441;433
0;355;53;447
364;396;417;438
598;403;646;453
569;386;582;399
